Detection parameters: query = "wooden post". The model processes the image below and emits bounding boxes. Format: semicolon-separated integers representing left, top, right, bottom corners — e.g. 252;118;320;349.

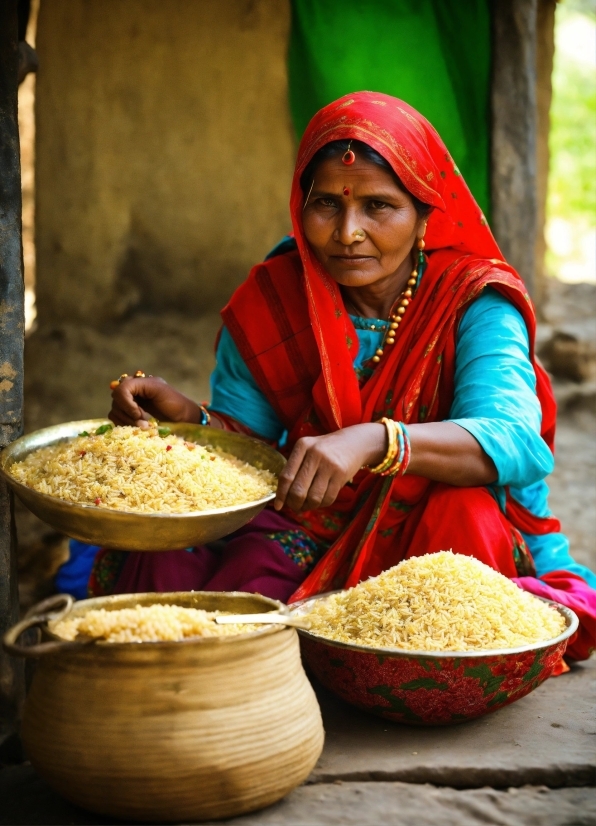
0;0;26;738
535;0;557;315
491;0;538;297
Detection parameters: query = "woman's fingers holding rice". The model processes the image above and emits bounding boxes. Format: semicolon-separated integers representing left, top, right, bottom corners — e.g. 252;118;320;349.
109;377;159;427
109;377;201;426
108;403;141;428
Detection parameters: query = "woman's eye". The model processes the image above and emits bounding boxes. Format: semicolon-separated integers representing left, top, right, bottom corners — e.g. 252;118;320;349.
369;200;389;210
318;198;337;208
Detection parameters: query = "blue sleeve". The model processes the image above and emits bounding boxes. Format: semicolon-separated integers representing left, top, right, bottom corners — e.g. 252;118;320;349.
447;288;554;488
521;530;596;589
209;326;285;442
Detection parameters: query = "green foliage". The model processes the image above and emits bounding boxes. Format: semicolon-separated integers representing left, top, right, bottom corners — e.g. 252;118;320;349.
565;0;595;18
548;7;596;223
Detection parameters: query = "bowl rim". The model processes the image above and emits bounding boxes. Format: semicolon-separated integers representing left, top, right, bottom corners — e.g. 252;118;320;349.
0;419;281;519
290;591;579;659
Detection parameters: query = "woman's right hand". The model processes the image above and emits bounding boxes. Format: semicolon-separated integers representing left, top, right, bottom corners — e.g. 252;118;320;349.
109;376;204;427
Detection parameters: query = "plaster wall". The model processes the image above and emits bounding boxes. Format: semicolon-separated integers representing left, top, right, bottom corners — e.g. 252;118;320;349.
34;0;295;327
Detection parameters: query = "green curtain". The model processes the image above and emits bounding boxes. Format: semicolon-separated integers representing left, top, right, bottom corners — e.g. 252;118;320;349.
288;0;492;217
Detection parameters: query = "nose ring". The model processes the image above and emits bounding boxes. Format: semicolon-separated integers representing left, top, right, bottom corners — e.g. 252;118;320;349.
352;229;366;241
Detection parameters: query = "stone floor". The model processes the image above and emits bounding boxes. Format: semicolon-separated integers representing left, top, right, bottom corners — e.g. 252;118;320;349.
1;660;595;825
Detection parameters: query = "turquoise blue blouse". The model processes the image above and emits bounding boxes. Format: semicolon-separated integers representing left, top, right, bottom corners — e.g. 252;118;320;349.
210;287;596;588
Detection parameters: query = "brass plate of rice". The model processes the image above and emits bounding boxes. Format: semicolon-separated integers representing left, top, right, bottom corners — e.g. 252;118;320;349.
0;420;285;551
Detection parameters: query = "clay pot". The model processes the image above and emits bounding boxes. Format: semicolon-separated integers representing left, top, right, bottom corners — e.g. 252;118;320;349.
5;592;324;822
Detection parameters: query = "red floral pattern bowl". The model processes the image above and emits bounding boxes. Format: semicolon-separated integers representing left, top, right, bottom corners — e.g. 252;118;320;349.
290;595;578;726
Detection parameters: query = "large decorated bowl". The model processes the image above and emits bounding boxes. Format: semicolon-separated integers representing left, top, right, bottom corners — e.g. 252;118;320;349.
290;593;578;726
0;419;285;551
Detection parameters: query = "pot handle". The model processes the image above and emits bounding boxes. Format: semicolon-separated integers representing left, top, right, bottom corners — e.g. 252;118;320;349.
3;593;87;658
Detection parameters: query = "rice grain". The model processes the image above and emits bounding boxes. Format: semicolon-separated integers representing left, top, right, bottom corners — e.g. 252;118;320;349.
10;425;276;513
52;604;258;643
304;551;566;651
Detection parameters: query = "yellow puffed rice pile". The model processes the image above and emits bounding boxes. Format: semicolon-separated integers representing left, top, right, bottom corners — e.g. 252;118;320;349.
10;424;276;513
51;604;258;643
305;551;566;652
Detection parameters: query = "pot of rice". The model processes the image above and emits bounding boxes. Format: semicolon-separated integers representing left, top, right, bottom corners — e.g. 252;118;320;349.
3;591;324;823
0;419;285;550
290;551;578;726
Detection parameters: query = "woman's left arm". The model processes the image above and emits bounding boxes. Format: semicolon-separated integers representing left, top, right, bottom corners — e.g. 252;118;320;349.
404;421;497;486
276;289;552;512
442;287;554;487
274;420;496;513
407;287;556;487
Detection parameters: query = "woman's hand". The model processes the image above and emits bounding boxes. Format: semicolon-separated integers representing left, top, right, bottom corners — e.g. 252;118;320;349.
109;376;204;427
274;423;386;513
273;420;498;514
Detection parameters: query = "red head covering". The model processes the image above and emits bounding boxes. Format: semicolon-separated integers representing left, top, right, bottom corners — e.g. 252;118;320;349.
290;91;500;258
285;92;522;433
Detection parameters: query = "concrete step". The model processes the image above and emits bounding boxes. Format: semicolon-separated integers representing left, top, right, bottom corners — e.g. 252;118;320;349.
2;768;595;826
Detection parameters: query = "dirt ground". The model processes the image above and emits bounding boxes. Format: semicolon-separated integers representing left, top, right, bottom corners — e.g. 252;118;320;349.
540;279;596;573
548;409;596;572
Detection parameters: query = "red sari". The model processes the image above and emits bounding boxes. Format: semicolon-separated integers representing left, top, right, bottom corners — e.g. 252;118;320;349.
221;93;593;660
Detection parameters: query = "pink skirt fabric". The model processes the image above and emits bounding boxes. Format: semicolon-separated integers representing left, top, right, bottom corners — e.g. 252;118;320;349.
113;510;310;603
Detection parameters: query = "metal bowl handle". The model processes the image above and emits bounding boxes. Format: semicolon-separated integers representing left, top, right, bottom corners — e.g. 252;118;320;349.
2;594;86;658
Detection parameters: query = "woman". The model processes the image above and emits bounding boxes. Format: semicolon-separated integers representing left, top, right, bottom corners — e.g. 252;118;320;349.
101;92;594;662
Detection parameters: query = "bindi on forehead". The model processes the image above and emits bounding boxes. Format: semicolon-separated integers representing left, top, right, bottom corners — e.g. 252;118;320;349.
343;187;350;196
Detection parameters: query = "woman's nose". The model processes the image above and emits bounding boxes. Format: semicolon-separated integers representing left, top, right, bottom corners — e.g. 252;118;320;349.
334;208;363;246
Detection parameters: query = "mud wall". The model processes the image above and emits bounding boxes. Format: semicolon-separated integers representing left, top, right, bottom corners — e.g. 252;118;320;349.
34;0;295;327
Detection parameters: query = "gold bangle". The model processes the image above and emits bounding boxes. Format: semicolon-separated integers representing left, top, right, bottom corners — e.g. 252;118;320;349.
369;417;397;474
382;421;404;476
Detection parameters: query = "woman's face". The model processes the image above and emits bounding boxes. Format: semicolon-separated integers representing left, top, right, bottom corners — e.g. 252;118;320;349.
301;154;427;289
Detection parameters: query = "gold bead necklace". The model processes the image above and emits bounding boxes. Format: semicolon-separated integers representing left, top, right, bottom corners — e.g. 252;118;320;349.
370;237;426;364
371;271;417;364
343;238;426;366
